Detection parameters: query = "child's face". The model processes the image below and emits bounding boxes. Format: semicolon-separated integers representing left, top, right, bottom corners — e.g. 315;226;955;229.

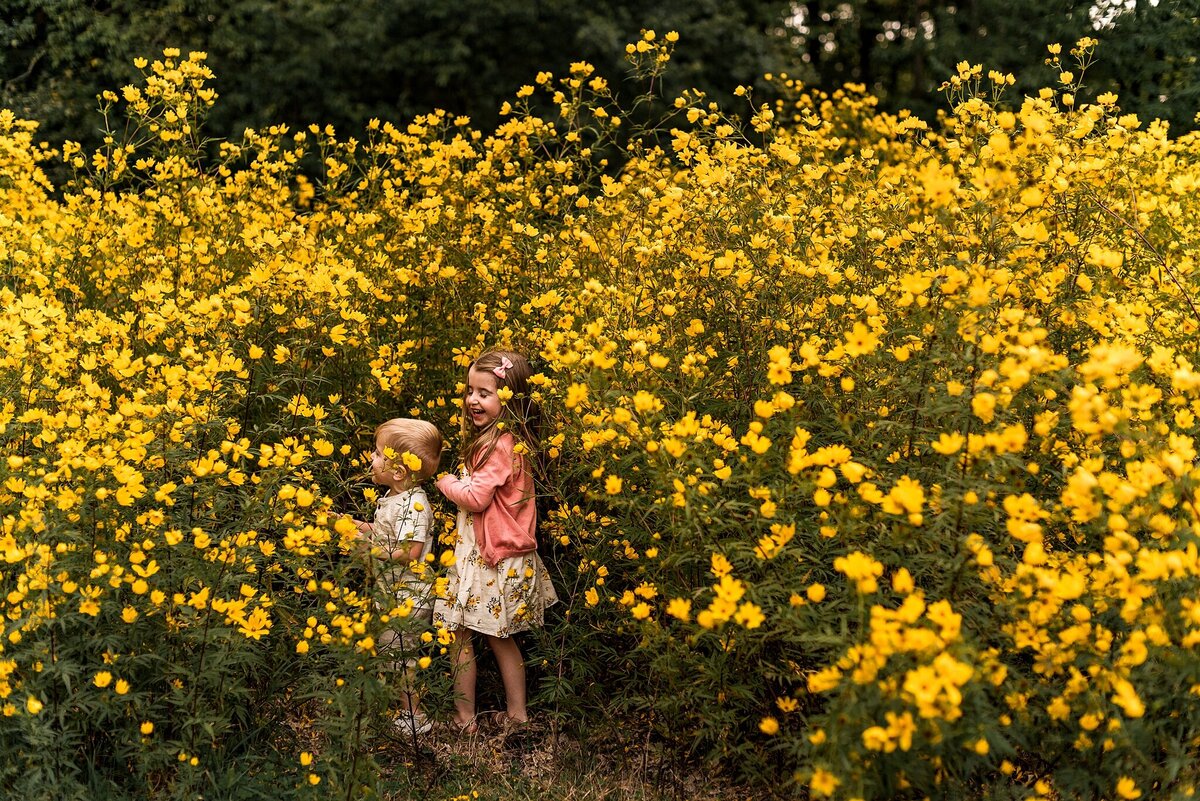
369;439;405;488
465;367;503;431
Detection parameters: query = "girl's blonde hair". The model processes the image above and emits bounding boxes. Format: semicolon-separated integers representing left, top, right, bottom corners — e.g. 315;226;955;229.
460;350;540;471
375;418;443;482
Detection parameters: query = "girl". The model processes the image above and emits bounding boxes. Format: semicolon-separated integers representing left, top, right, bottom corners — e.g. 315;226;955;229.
433;349;558;733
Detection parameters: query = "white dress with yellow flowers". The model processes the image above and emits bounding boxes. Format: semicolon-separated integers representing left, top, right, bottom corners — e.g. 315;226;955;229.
433;509;558;638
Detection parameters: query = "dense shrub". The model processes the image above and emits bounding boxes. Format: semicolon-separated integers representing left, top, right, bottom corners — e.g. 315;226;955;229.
2;36;1199;800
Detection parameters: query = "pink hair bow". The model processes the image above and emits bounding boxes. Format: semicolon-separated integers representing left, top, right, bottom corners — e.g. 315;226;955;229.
492;356;514;379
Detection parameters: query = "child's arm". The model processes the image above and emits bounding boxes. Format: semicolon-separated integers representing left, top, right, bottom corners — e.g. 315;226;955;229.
373;539;424;563
436;442;512;512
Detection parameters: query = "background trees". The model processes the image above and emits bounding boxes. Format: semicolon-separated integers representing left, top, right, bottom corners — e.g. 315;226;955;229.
2;0;1197;152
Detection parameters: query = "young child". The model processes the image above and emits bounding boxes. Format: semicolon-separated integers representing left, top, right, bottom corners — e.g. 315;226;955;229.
433;349;558;733
355;417;443;736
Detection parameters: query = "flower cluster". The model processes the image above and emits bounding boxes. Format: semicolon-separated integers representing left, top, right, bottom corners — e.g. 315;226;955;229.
2;33;1199;801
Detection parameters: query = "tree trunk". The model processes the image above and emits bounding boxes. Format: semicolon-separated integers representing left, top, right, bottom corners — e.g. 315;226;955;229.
806;0;823;79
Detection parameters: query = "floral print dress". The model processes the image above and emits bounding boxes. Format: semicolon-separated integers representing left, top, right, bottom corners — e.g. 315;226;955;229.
433;509;558;638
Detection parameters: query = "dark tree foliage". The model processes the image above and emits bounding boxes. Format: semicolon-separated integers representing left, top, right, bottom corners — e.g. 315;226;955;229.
796;0;1200;132
1086;0;1200;133
0;0;798;149
2;0;1197;152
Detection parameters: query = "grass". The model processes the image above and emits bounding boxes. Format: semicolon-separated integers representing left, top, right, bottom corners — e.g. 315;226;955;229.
373;717;746;801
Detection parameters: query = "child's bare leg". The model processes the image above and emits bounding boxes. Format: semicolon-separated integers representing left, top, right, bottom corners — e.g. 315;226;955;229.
382;630;420;716
486;634;527;722
399;663;420;714
402;610;433;717
449;628;477;729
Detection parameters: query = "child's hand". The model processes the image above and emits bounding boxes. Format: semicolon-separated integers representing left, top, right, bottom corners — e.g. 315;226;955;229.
350;536;377;559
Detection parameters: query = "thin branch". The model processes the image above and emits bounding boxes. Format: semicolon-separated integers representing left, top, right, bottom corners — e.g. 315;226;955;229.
1088;193;1200;329
3;50;45;90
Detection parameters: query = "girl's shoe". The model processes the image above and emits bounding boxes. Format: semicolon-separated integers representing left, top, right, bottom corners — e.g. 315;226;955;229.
499;715;536;750
477;710;508;732
446;715;478;736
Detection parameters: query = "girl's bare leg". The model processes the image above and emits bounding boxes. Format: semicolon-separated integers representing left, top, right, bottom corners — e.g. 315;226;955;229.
486;634;527;722
449;628;477;730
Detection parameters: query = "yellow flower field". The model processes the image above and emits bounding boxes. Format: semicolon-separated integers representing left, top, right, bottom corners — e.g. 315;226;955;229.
2;35;1199;800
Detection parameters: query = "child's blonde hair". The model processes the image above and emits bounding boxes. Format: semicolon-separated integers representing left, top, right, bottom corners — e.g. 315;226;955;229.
375;418;443;482
460;350;540;471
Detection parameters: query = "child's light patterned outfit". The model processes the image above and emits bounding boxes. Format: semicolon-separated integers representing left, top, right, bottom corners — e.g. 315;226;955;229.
433;434;558;637
365;486;434;666
434;508;558;637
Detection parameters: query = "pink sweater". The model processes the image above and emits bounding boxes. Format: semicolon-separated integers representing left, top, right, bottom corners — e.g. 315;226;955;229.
436;433;537;567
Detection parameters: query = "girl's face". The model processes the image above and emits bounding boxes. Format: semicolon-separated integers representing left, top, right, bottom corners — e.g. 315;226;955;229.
465;366;503;431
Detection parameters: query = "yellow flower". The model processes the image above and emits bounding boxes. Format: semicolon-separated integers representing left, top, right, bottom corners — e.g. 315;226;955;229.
1116;777;1141;799
710;553;733;578
931;432;964;455
808;667;843;693
767;363;793;385
839;461;867;483
972;393;996;423
759;716;779;735
810;768;840;797
862;725;892;751
843;322;880;357
564;383;588;409
94;671;113;689
237;607;272;640
666;598;691;621
1110;679;1145;718
735;602;765;629
880;476;925;524
834;552;884;593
